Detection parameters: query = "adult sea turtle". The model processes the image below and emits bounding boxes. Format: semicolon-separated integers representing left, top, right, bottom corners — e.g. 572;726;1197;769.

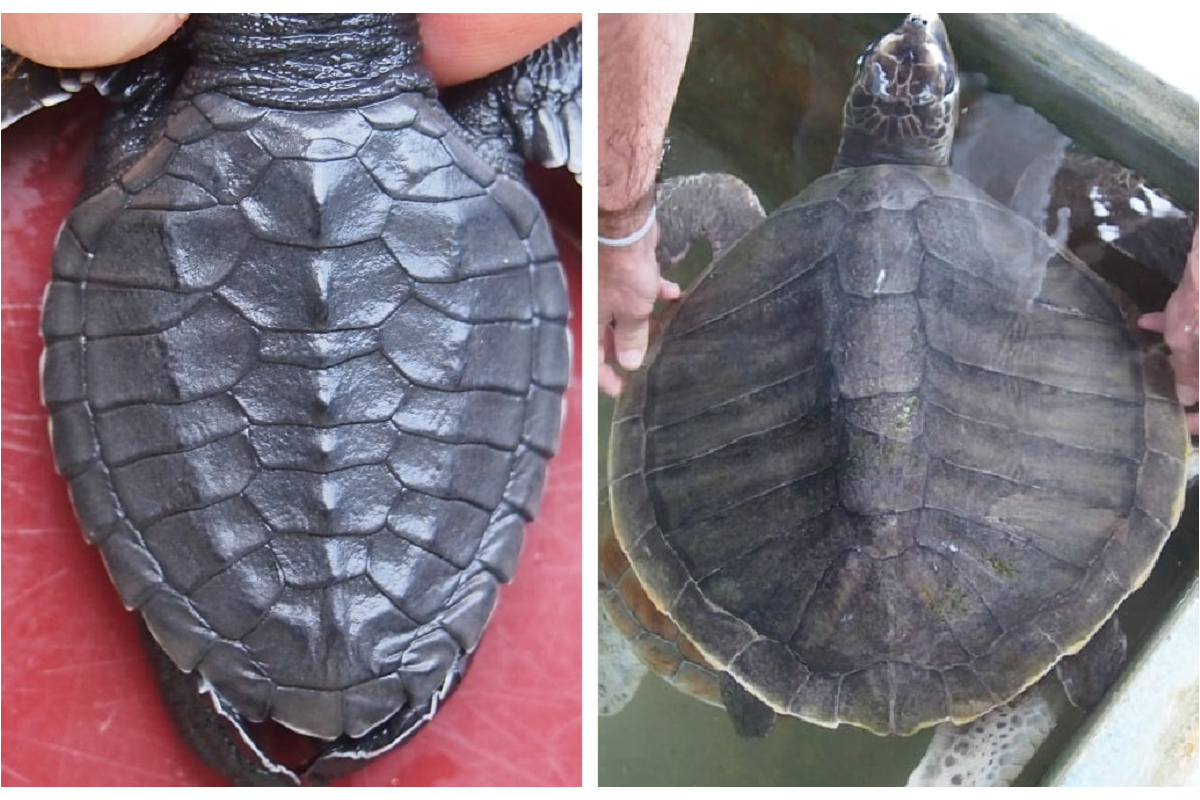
1;13;580;786
607;13;1191;784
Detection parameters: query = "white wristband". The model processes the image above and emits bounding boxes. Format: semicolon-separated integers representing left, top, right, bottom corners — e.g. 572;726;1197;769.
598;203;657;247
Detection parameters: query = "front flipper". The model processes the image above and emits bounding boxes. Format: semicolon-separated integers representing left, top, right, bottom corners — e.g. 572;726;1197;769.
2;35;188;197
656;173;766;266
953;91;1194;286
2;36;183;130
441;25;581;181
1;47;92;128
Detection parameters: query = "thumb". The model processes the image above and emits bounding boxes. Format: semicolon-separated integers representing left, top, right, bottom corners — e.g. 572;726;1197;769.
612;316;650;371
1;13;187;67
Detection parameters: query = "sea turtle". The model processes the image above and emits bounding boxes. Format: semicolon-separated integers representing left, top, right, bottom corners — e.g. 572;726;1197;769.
606;13;1191;785
1;13;579;786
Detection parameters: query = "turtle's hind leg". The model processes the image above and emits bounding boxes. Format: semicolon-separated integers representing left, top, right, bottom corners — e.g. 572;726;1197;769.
141;623;302;786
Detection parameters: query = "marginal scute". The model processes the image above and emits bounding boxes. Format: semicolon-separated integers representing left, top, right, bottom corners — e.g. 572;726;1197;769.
121;138;180;193
272;685;345;741
196;640;275;723
358;94;420;129
41;281;83;338
533;261;572;319
47;401;97;476
436;569;500;651
475;511;526;582
503;445;550;519
524;384;567;456
141;586;222;671
341;673;407;739
66;183;129;252
192;92;266;130
164;103;215;144
98;521;166;608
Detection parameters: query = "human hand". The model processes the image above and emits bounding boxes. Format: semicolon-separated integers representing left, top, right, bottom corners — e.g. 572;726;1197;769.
598;222;681;397
1139;227;1199;434
0;13;579;87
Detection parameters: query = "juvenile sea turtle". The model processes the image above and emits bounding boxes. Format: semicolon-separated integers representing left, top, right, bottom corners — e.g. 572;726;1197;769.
2;13;579;786
607;13;1190;784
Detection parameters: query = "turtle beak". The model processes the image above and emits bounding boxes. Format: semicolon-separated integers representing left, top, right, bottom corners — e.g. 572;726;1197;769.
875;12;956;104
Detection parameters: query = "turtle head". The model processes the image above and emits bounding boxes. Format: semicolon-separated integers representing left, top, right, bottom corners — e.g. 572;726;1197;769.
834;14;959;170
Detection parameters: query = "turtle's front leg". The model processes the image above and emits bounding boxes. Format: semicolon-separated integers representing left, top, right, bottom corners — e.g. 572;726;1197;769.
440;25;582;181
655;173;766;267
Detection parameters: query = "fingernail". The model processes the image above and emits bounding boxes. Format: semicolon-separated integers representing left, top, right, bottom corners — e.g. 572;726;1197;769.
618;349;643;370
1177;384;1198;407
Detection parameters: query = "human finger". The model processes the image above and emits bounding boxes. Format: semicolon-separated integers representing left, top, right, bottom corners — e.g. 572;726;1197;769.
611;312;650;372
418;13;580;86
1163;230;1199;407
599;353;625;398
0;13;187;67
1136;311;1165;333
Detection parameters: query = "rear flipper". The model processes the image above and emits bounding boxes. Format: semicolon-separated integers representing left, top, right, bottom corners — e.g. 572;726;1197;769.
718;673;776;738
908;618;1127;786
145;621;469;786
907;686;1060;787
442;25;581;182
598;606;650;716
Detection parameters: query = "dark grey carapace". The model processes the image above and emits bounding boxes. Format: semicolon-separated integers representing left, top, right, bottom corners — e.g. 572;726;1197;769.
609;13;1188;741
6;13;580;785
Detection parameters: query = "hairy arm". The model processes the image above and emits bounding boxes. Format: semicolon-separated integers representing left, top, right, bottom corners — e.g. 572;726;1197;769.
597;13;693;396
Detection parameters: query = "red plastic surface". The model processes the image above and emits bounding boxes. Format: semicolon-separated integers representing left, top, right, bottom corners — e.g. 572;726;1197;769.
1;96;583;787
